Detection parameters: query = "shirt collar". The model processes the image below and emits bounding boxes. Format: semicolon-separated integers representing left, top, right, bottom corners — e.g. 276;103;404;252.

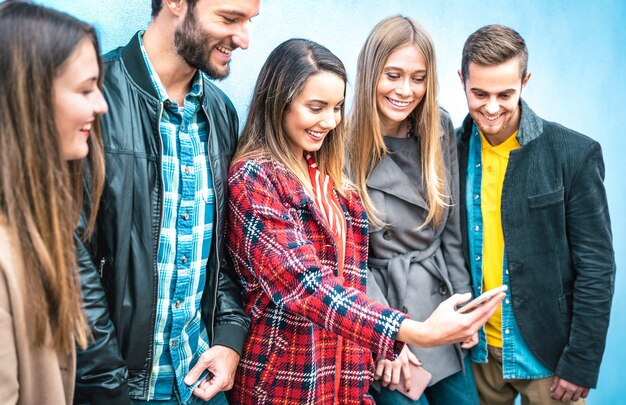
138;31;204;105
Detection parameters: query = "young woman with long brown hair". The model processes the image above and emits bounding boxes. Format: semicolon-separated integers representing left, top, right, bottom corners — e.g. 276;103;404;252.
0;2;107;403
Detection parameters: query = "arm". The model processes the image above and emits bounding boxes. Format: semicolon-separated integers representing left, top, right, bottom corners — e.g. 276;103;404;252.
74;211;130;405
554;141;615;388
227;161;407;360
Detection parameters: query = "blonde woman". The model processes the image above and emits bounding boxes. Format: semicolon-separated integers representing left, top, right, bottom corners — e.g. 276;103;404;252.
0;2;107;403
348;16;479;404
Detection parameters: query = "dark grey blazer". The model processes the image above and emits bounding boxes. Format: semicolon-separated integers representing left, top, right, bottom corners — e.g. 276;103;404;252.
366;110;471;384
457;100;615;388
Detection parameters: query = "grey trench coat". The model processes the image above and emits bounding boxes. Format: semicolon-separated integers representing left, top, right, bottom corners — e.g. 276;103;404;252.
366;111;471;384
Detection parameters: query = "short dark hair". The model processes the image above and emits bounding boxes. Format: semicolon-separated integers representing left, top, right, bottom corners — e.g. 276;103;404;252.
461;24;528;81
152;0;199;18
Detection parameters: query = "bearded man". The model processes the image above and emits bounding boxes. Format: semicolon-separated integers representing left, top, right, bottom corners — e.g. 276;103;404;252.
74;1;260;404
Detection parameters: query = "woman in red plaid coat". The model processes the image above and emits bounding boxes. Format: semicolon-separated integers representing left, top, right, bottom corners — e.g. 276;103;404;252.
226;39;503;404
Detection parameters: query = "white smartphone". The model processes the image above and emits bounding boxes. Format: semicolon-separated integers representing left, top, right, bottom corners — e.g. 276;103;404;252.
456;285;508;314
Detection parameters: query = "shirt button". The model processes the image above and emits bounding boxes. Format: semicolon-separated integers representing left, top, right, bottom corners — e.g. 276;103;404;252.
171;340;176;349
475;256;481;261
183;212;189;220
505;329;510;334
474;194;480;200
474;225;480;231
505;268;509;274
438;284;448;296
476;163;481;168
478;286;482;291
175;300;181;309
184;166;191;175
182;255;187;264
505;299;510;304
382;230;392;240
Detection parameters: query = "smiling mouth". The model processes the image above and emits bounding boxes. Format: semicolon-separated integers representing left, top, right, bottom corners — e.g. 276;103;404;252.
481;112;504;122
216;45;232;56
385;97;412;108
80;123;93;132
306;129;326;140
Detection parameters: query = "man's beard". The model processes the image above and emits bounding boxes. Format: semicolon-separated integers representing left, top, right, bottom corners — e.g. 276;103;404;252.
174;10;230;80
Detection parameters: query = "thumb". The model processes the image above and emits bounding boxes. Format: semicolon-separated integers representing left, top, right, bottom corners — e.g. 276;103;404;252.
550;376;560;392
406;350;421;366
447;292;472;308
184;359;208;386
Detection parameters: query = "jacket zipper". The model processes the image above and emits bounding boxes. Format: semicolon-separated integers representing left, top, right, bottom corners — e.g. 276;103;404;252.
202;105;219;343
98;257;107;278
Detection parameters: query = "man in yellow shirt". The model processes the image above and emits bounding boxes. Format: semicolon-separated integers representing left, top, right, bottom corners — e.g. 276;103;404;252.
457;25;615;404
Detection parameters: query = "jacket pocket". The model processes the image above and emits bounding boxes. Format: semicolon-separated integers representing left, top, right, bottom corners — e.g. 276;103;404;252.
528;187;564;209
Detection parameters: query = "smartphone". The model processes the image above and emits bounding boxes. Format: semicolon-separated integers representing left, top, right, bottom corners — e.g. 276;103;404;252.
456;285;508;314
397;363;432;400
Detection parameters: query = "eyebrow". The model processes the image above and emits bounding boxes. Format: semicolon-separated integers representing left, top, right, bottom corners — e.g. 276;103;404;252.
470;87;516;94
383;66;427;74
218;9;260;18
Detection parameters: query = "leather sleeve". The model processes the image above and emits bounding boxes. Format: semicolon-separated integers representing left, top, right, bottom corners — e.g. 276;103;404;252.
73;210;131;405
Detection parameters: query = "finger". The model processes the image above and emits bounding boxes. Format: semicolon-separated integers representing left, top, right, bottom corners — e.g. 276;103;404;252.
581;388;590;398
550;376;560;391
401;363;412;391
381;368;393;387
193;380;221;401
560;390;574;402
374;360;386;380
466;293;505;326
447;292;473;307
571;389;582;401
551;384;566;401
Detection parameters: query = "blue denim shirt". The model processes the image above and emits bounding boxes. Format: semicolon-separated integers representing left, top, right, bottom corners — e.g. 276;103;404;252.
466;124;552;379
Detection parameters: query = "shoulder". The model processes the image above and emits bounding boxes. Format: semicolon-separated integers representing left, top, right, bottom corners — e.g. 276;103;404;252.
229;157;295;194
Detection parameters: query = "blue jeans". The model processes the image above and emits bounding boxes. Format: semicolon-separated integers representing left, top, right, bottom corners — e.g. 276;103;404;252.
132;391;229;405
370;356;479;405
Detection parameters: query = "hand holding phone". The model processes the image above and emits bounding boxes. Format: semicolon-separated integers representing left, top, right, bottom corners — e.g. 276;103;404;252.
456;285;508;314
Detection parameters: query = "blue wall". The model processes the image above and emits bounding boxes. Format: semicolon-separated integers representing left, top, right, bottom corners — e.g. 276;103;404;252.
37;1;625;402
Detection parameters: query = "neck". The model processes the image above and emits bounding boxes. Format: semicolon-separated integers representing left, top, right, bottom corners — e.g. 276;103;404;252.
381;119;410;138
143;22;196;105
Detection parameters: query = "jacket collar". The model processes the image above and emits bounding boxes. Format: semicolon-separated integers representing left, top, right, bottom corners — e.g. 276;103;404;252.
460;99;543;146
366;153;428;209
119;32;159;100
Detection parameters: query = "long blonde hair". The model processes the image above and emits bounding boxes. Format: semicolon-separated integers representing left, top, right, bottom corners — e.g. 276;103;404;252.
0;2;105;353
233;38;348;194
347;15;446;228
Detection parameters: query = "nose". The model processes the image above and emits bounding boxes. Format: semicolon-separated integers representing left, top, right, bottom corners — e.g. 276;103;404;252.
319;110;339;130
485;96;499;115
394;78;411;97
232;23;251;50
93;88;108;115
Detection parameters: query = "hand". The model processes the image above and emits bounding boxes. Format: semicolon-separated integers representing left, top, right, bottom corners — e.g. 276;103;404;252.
397;292;504;347
460;332;479;349
374;345;421;391
184;345;241;401
550;375;590;402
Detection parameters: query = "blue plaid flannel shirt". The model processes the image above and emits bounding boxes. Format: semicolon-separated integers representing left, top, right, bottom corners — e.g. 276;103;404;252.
139;32;215;402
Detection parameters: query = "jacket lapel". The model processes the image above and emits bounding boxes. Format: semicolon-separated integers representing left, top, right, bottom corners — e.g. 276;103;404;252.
367;154;429;209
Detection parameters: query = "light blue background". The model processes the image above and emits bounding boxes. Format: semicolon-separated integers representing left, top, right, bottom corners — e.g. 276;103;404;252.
36;0;625;403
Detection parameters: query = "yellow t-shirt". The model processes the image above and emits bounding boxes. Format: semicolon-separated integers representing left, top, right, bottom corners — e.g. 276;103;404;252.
480;130;520;348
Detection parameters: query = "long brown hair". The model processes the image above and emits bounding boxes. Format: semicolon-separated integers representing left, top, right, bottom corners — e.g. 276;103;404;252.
0;1;105;353
233;38;348;194
347;16;446;228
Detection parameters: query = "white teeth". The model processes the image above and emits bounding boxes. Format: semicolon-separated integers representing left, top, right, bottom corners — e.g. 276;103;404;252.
80;123;92;131
306;129;324;139
483;113;502;121
216;46;231;55
386;97;411;107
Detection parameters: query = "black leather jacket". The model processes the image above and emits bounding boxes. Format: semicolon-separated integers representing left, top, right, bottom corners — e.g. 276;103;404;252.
74;33;249;404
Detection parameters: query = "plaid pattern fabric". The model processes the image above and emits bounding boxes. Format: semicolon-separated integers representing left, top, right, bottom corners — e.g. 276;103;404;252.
139;33;214;402
226;157;407;404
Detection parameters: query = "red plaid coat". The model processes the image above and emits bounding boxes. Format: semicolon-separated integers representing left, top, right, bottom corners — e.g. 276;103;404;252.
226;158;407;404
